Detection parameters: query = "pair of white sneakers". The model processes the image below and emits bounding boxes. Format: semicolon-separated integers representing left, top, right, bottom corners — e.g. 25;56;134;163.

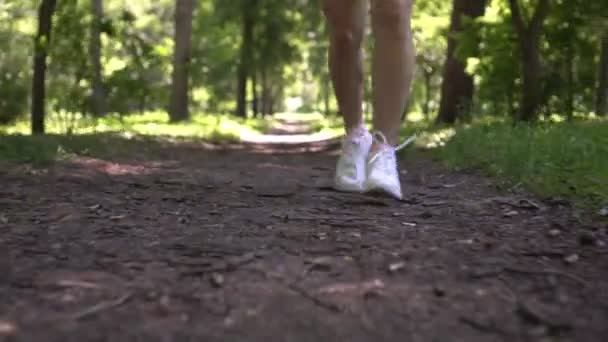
334;127;416;200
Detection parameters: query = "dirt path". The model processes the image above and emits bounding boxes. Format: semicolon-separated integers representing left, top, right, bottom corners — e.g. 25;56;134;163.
1;120;607;342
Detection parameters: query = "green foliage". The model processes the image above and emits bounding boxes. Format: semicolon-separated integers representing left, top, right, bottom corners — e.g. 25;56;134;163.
0;1;35;123
0;0;605;122
1;111;269;139
434;118;608;209
48;0;91;115
465;0;608;119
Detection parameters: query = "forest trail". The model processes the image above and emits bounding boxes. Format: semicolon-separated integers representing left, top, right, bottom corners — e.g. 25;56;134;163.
1;118;607;342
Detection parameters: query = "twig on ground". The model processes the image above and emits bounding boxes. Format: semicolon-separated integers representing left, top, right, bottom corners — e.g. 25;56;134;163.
459;316;510;335
247;267;343;313
72;292;133;320
503;266;588;287
180;252;260;276
274;214;387;222
471;266;589;287
287;283;343;313
470;266;588;287
515;301;573;331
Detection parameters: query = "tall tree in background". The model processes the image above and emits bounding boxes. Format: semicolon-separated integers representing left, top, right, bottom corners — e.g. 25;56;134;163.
169;0;195;122
507;0;550;121
436;0;486;124
90;0;105;117
597;34;608;116
31;0;58;135
236;0;257;117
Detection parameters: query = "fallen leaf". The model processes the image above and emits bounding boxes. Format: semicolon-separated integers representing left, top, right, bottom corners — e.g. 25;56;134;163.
305;257;333;271
210;273;224;288
314;232;328;240
564;254;579;264
318;279;385;295
0;320;17;335
388;261;406;273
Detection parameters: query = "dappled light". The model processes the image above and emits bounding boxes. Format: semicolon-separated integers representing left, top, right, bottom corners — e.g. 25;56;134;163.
0;321;17;336
70;157;154;176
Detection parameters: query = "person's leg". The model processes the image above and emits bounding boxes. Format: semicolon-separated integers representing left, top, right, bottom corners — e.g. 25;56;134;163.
363;0;415;199
323;0;373;192
370;0;415;146
322;0;368;133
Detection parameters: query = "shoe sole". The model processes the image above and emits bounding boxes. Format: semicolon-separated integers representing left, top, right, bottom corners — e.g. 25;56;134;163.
363;180;402;200
333;181;364;193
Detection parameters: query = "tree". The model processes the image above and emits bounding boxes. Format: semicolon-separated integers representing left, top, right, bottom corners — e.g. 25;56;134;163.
597;34;608;116
90;0;105;117
31;0;58;135
507;0;550;121
169;0;195;122
235;0;257;118
436;0;486;124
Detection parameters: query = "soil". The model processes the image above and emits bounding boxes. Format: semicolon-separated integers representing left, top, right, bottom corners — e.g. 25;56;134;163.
1;120;607;342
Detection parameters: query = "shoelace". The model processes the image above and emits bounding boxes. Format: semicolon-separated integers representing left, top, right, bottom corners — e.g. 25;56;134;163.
368;131;417;165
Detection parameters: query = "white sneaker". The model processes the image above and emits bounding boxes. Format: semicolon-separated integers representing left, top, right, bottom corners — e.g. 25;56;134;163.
334;127;373;192
363;132;417;200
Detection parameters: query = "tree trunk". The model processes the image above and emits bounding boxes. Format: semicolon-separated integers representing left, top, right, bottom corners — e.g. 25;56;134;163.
423;71;432;120
31;0;57;135
596;35;608;116
168;0;195;123
90;0;105;117
323;75;330;117
252;71;259;117
436;0;486;124
565;45;574;120
507;0;550;122
519;37;543;121
261;68;270;116
236;2;255;118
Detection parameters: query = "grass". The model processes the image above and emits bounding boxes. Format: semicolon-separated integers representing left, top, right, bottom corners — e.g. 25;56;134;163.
0;133;171;165
409;117;608;211
0;111;274;165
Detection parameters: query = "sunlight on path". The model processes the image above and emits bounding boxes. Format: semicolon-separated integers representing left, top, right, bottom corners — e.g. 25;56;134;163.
239;131;340;144
240;115;342;145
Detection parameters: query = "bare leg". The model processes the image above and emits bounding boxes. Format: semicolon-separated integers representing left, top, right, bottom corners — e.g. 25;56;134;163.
370;0;415;146
322;0;368;134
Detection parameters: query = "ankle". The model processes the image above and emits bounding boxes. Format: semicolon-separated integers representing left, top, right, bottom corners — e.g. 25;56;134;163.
346;124;367;137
